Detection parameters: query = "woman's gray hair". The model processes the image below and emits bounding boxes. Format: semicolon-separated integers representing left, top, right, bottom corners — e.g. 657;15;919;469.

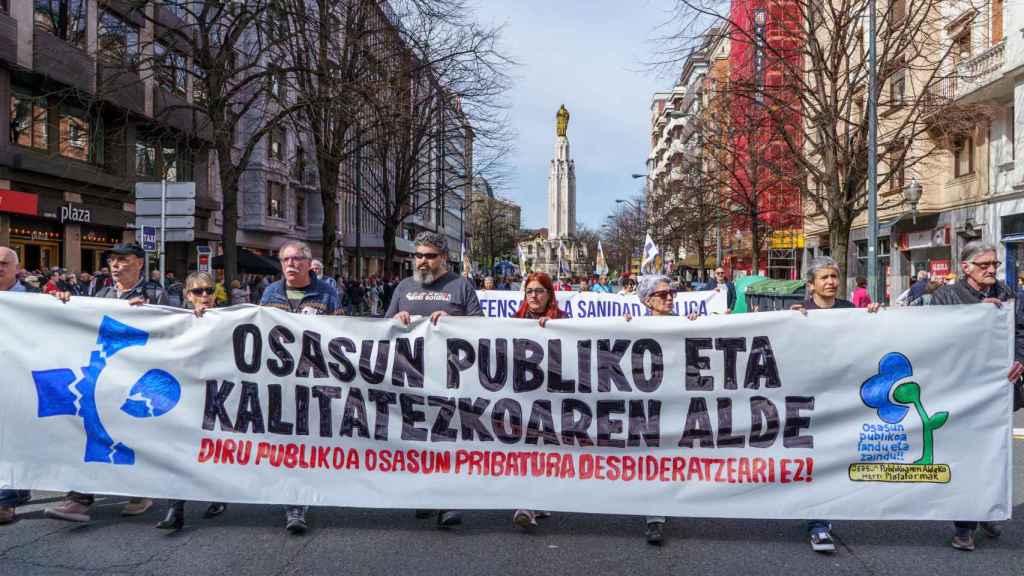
804;256;840;283
960;240;997;263
414;231;449;254
636;274;672;302
184;271;215;292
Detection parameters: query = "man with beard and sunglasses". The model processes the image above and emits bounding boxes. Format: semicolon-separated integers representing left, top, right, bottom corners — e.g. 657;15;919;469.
259;240;341;534
387;231;481;528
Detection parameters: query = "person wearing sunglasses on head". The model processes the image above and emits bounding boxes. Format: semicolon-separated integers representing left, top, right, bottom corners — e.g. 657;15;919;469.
387;231;481;528
928;240;1024;551
626;274;699;544
155;272;228;531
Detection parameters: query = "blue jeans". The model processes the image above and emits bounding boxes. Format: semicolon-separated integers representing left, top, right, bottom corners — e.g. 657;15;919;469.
0;489;30;507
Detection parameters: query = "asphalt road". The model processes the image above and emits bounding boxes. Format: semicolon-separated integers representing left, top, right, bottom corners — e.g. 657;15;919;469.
3;418;1023;576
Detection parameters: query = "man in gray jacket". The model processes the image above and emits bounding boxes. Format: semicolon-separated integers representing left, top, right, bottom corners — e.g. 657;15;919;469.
930;240;1024;551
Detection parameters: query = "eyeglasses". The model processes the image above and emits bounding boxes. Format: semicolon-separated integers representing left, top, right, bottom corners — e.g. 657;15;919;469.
969;260;1001;270
414;253;441;260
280;256;310;264
649;289;676;300
189;287;216;296
524;288;548;296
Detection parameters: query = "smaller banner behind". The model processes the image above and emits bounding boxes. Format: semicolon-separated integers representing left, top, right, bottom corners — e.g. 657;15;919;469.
477;289;727;318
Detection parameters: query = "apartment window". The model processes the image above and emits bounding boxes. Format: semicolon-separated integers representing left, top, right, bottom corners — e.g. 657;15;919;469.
1009;105;1016;160
888;154;906;194
269;127;284;160
1;0;8;14
294;145;306;180
193;64;207;105
34;0;87;49
269;66;285;99
154;42;187;95
993;0;1004;44
59;107;90;161
294;190;305;227
890;0;906;23
162;142;178;181
136;134;157;177
98;10;139;66
954;136;974;177
954;31;971;63
10;91;48;151
889;59;906;106
267;181;285;218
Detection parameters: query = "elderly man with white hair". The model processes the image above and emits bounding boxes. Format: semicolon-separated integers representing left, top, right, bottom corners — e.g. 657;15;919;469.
0;247;31;524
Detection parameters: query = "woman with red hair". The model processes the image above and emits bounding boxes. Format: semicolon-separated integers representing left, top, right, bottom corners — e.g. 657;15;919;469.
513;272;566;327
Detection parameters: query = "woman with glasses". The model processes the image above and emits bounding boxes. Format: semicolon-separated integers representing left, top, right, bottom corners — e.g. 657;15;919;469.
630;274;697;544
617;275;637;296
509;272;566;529
156;272;228;531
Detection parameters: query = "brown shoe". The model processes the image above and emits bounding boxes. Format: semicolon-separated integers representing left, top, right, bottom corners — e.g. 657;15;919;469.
45;500;91;522
0;506;14;525
121;498;153;516
951;528;975;551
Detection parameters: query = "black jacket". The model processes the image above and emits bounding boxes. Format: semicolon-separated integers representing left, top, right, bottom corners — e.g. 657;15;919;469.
930;278;1023;410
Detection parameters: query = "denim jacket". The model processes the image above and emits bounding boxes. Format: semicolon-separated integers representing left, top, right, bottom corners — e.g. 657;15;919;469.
259;273;341;315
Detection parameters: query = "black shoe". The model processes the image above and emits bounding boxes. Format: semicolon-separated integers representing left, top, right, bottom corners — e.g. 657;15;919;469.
979;522;1002;539
645;522;664;545
952;528;975;551
285;507;307;534
203;503;227;519
155;503;184;531
414;509;435;519
437;510;462;527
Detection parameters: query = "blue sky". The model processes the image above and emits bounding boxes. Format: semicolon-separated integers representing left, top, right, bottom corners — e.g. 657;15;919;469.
473;0;678;230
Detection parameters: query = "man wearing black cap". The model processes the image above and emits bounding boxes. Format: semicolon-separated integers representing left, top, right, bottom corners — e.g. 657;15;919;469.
44;242;164;523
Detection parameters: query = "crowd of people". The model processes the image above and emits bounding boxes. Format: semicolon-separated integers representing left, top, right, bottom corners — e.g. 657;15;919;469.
0;233;1021;554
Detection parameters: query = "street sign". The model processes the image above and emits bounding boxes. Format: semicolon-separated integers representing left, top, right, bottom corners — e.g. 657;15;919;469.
162;230;195;242
134;182;196;200
135;199;196;216
141;226;157;252
196;245;211;273
135;216;195;229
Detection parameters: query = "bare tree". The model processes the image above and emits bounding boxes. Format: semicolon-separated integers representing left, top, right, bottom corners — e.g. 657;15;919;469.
657;0;978;292
357;0;512;273
131;0;301;287
468;193;517;271
650;155;721;279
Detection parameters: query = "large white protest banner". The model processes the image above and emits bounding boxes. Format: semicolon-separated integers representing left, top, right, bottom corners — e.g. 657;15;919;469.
477;289;727;319
0;293;1013;520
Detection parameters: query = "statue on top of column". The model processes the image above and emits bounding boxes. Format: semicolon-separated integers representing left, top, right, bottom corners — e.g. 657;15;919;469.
556;104;570;137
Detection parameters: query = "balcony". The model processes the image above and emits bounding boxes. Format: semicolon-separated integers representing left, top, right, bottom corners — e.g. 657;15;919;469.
953;40;1006;101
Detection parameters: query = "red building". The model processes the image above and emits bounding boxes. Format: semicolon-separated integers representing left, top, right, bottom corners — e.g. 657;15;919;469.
725;0;804;277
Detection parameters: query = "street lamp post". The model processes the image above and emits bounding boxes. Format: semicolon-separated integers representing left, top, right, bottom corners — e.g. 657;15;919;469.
867;0;880;301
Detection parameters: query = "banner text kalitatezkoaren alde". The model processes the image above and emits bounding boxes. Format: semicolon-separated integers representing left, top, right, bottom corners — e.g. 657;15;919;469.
0;293;1013;520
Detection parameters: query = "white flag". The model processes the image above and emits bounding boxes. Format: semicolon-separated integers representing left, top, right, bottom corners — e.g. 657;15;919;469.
461;240;472;277
517;244;528;275
595;240;609;276
641;233;659;274
558;239;570;276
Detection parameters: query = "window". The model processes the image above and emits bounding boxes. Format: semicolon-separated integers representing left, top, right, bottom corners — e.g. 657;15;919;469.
59;107;90;161
98;10;139;66
890;0;906;23
136;134;157;177
269;66;285;99
993;0;1004;44
154;42;187;95
294;145;306;180
954;136;974;177
34;0;86;49
1;0;8;14
294;190;305;227
954;31;971;63
162;142;178;181
889;58;906;106
10;91;48;150
193;64;207;105
267;181;285;218
888;154;905;194
1009;105;1015;160
269;127;284;160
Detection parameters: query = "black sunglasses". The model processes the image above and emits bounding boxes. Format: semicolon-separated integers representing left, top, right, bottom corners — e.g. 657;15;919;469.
189;287;215;296
414;253;441;260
